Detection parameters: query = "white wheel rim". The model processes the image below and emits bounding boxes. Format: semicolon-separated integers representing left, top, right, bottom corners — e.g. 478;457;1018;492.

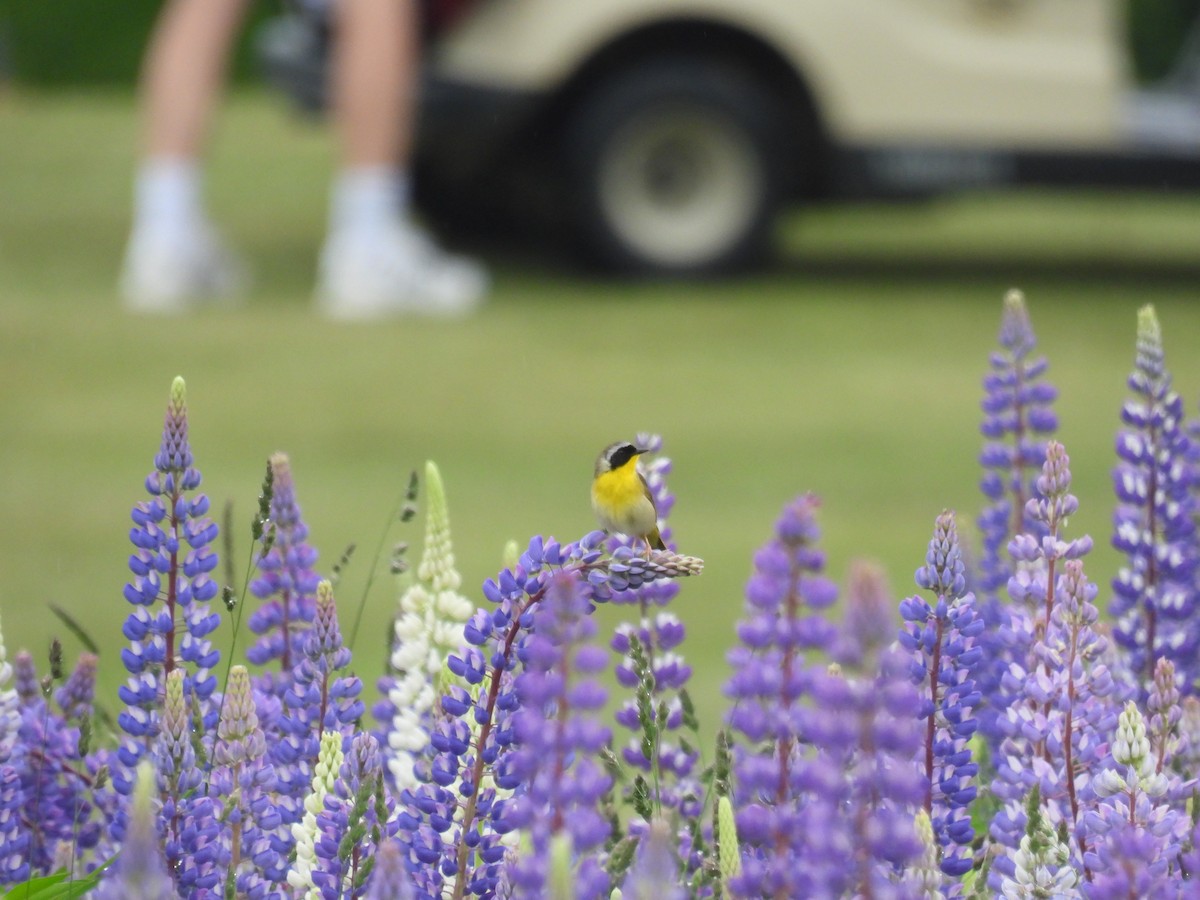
597;105;762;268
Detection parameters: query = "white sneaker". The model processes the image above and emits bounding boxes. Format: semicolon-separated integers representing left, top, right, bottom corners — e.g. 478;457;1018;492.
119;224;246;314
316;224;487;320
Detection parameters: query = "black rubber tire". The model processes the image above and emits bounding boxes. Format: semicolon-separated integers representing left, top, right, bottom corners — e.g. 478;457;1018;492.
560;56;791;276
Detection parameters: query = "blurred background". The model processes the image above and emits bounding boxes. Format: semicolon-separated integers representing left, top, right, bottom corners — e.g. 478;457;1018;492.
3;0;1200;738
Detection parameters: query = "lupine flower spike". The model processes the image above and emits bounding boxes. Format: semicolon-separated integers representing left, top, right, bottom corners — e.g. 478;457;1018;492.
290;729;346;897
608;435;699;824
987;442;1119;887
0;609;27;886
1110;305;1200;691
1084;701;1183;896
93;761;178;900
377;460;475;794
998;786;1079;899
898;510;982;878
726;496;922;897
0;612;18;764
117;376;221;793
399;528;699;899
618;817;686;900
976;290;1059;745
248;452;320;681
276;579;364;839
977;288;1059;602
210;664;283;893
497;572;613;899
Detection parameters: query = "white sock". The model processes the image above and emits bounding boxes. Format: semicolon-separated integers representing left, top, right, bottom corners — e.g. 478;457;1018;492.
328;166;411;238
133;158;205;235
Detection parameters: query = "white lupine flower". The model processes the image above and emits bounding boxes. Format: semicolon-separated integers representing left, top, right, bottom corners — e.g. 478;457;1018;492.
1095;703;1170;800
1113;701;1152;772
1092;766;1130;799
288;730;345;896
1114;701;1168;796
416;464;461;594
384;461;474;793
1000;795;1079;899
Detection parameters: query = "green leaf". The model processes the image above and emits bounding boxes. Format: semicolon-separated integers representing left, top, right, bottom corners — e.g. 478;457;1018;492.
3;873;68;900
4;860;110;899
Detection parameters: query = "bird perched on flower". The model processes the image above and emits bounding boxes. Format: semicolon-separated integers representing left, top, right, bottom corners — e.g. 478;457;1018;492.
591;440;665;554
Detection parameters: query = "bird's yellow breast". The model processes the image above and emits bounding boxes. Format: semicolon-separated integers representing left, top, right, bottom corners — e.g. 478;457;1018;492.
591;461;656;536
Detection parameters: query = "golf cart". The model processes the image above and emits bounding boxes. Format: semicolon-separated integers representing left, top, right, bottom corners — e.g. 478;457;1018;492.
260;0;1200;275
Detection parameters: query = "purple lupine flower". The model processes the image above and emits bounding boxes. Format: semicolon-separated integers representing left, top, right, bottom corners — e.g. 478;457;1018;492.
831;560;894;670
364;840;415;900
154;669;219;895
1146;657;1181;781
898;510;982;878
399;530;700;899
829;659;926;893
9;651;111;875
117;376;221;793
53;652;97;723
1181;816;1200;886
724;494;850;898
0;618;22;887
604;436;701;837
619;817;686;900
611;612;694;778
0;765;28;885
309;733;389;900
988;445;1119;886
497;572;613;900
1173;695;1200;785
1111;305;1200;691
276;579;364;834
1084;822;1176;900
248;452;320;676
12;651;37;707
93;762;178;900
724;496;840;897
822;562;927;894
0;616;20;767
209;665;284;895
977;289;1058;602
1039;562;1119;856
1008;441;1095;624
975;292;1059;747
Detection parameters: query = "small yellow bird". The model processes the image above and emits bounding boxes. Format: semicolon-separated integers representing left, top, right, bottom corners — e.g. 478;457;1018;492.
591;440;666;553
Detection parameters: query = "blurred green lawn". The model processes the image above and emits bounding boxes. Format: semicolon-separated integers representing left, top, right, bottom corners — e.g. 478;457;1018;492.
3;89;1200;744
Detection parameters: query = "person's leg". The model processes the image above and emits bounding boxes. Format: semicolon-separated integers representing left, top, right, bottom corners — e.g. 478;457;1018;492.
333;0;415;171
121;0;251;312
326;0;414;242
141;0;252;160
318;0;486;319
